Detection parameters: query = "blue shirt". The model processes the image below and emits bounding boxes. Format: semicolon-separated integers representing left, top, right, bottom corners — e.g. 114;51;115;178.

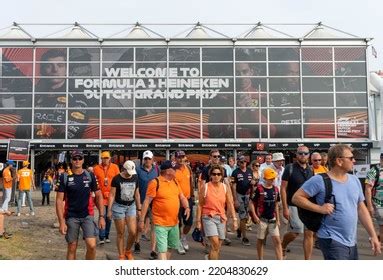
136;164;159;203
301;174;364;246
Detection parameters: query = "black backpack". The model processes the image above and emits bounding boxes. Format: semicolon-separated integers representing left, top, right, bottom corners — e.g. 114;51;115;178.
297;173;333;232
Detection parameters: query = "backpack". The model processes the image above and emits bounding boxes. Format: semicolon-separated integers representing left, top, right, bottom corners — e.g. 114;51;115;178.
370;164;380;197
297;173;333;232
252;184;279;217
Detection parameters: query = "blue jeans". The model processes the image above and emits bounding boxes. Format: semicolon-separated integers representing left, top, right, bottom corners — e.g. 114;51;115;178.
318;238;359;260
17;190;34;214
1;188;12;211
99;205;112;240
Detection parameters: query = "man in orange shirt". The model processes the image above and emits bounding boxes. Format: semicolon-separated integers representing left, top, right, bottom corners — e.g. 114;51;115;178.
174;150;195;255
1;161;15;214
311;152;328;175
16;161;36;216
139;160;190;260
93;151;120;244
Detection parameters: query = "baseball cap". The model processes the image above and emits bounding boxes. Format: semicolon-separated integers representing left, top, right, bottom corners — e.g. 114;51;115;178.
160;160;174;171
237;155;246;161
263;168;277;180
101;151;111;158
175;150;186;158
6;160;15;166
123;160;137;175
71;150;84;159
272;152;285;161
22;160;30;167
142;150;153;159
220;155;227;162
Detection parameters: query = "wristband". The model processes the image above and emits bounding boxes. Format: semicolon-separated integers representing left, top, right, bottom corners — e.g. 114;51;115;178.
99;215;104;219
137;209;142;211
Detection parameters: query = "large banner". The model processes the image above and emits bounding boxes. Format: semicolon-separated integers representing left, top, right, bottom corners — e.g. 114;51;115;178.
0;46;368;140
7;139;29;161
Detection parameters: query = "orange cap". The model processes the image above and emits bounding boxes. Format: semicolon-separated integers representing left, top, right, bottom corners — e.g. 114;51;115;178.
263;168;277;180
101;151;111;158
22;160;30;167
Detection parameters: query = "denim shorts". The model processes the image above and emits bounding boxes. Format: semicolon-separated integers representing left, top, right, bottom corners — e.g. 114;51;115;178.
155;225;179;253
202;215;225;240
236;193;250;220
65;215;98;243
112;202;136;220
318;238;359;260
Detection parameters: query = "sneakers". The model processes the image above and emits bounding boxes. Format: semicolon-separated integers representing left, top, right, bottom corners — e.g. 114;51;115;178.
204;254;209;260
98;239;105;245
236;229;242;239
177;241;186;255
125;250;134;260
16;213;21;217
242;237;250;246
105;238;111;243
223;238;232;246
134;242;141;254
141;234;150;241
181;237;189;251
0;232;12;239
149;251;158;260
30;212;35;216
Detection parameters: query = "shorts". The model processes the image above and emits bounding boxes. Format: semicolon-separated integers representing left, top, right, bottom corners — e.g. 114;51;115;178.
236;193;250;220
318;238;358;260
112;202;136;220
287;206;304;234
65;216;98;243
256;219;280;239
373;204;383;226
178;197;194;227
202;215;225;240
154;225;179;253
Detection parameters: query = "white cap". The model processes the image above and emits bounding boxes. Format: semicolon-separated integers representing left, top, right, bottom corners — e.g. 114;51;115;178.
142;150;153;159
123;160;137;175
272;152;285;161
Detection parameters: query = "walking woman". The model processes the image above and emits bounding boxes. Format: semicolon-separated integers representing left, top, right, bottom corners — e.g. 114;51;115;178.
196;164;238;260
107;161;141;260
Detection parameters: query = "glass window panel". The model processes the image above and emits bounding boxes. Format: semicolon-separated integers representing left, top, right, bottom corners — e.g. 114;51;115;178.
69;93;99;108
336;93;367;107
169;93;200;107
201;77;233;92
169;48;200;61
102;48;134;61
336;109;368;138
304;124;335;138
0;78;32;92
235;48;266;61
268;48;299;61
69;48;100;62
0;94;32;108
269;109;301;124
202;48;233;61
334;47;365;61
36;61;67;78
235;62;266;76
335;63;366;76
302;78;333;92
236;78;266;92
301;48;332;61
302;63;333;76
69;63;100;77
68;109;99;124
203;109;233;124
203;125;234;138
102;109;133;124
236;109;268;123
102;92;133;108
34;94;66;108
270;93;300;107
101;125;133;139
135;109;167;124
0;109;31;124
69;78;99;93
271;124;301;138
304;109;334;123
269;63;300;76
136;48;167;61
36;48;67;61
236;92;267;108
102;62;133;76
0;125;31;139
35;78;66;92
2;48;33;62
134;78;167;90
135;92;167;108
168;63;200;76
169;109;200;123
202;63;233;76
135;125;167;139
170;124;200;139
203;93;233;107
73;125;99;139
34;109;66;124
335;77;366;92
236;125;268;139
34;124;65;139
269;78;300;92
135;63;169;77
303;93;334;107
1;63;33;77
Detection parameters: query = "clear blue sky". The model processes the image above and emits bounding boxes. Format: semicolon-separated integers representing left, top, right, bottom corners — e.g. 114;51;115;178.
1;0;382;70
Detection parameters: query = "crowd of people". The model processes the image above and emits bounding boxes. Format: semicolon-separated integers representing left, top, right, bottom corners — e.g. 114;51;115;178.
0;144;382;260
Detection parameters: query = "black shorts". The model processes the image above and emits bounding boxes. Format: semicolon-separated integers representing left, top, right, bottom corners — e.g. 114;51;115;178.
178;198;194;227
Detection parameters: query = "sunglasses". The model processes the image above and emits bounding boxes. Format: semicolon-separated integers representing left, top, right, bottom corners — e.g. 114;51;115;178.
143;157;152;160
297;152;309;156
312;159;322;162
72;157;83;161
239;161;245;164
212;155;220;158
211;172;222;176
253;164;260;167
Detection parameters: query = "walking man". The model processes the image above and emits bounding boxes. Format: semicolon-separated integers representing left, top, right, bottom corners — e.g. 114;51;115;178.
1;161;14;214
16;161;35;216
56;150;105;260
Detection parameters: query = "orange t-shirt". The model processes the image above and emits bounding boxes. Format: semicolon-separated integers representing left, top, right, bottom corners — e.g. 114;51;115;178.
313;165;328;175
175;165;192;199
17;168;34;191
94;163;120;205
202;182;227;222
2;166;13;189
146;175;181;227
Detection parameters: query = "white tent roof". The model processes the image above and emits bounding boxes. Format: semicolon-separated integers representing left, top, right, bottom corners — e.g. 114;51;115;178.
126;26;151;38
186;25;210;38
245;25;274;38
0;25;31;39
61;26;92;39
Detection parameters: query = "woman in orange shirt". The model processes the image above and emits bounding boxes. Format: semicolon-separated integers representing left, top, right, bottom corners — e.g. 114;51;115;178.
196;164;238;260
